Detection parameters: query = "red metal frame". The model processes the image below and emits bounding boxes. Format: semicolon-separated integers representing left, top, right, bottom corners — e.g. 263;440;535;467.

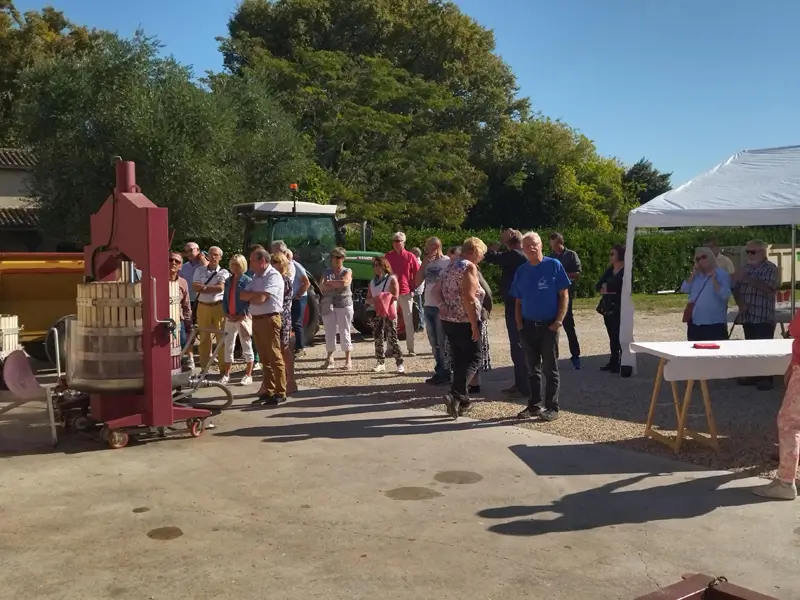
84;160;208;429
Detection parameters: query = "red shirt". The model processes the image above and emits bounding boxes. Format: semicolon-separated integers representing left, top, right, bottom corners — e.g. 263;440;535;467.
385;249;419;296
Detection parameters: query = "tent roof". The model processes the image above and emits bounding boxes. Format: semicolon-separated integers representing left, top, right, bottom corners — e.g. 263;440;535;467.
629;145;800;228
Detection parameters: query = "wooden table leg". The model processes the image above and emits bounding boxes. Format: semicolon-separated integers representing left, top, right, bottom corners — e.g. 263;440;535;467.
674;380;695;453
644;367;719;453
644;359;664;436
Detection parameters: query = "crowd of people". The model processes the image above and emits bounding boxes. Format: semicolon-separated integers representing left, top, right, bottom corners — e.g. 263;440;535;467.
169;229;627;424
167;230;800;503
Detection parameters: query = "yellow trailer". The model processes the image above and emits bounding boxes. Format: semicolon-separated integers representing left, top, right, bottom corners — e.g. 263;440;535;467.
0;252;84;361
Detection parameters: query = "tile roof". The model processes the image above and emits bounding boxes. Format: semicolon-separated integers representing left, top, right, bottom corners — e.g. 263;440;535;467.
0;207;39;229
0;148;35;170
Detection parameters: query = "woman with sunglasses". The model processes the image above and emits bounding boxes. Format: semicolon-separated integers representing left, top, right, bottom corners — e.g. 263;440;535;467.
320;247;354;370
680;247;732;342
595;245;626;373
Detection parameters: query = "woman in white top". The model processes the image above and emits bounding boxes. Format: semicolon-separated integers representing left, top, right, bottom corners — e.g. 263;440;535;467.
366;256;405;373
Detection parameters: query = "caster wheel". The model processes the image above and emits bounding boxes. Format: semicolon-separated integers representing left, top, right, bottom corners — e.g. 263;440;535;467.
100;427;110;442
187;418;205;438
72;415;90;431
107;430;129;449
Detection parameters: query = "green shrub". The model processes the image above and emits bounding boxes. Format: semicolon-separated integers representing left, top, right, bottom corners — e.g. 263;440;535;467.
347;226;793;297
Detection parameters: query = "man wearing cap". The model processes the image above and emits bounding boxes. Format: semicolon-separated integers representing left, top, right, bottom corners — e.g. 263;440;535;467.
385;231;420;356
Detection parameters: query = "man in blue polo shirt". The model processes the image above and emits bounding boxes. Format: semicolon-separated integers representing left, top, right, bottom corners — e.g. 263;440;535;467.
510;231;571;421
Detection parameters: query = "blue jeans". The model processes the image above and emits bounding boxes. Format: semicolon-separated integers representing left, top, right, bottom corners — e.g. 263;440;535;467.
424;306;448;377
505;298;530;395
291;296;308;350
414;293;425;331
180;322;187;348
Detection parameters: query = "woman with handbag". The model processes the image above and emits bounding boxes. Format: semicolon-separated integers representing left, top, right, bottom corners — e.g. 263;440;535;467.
680;248;732;342
320;247;354;370
220;254;254;386
595;244;625;373
366;257;405;373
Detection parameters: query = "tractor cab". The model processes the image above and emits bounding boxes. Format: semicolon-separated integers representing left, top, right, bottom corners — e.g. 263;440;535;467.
234;200;380;344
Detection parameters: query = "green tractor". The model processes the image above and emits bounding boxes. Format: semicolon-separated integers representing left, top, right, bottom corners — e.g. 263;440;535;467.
234;200;381;346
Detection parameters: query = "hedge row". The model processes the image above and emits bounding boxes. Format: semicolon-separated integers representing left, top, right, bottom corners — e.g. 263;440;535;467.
347;226;795;298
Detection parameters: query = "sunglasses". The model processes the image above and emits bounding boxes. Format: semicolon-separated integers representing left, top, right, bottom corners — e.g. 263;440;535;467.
169;258;181;265
332;255;344;259
746;249;758;255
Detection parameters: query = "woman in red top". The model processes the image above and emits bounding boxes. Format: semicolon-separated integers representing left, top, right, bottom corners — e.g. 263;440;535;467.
752;310;800;500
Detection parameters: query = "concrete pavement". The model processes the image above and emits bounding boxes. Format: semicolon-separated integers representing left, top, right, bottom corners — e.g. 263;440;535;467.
0;383;797;600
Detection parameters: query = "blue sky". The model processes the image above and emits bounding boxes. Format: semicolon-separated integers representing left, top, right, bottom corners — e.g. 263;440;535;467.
15;0;800;186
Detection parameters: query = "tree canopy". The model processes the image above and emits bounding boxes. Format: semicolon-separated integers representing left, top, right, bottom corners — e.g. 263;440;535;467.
0;0;100;146
218;0;663;232
13;31;314;246
2;0;673;240
624;158;673;204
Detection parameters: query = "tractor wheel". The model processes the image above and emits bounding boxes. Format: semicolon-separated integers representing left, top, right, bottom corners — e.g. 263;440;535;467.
352;305;373;337
302;291;321;347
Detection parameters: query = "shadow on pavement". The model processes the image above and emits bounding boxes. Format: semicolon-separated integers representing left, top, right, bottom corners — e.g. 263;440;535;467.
477;443;766;536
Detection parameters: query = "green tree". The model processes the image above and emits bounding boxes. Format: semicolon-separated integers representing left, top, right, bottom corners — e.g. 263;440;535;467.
0;1;100;145
222;0;529;132
468;118;638;232
624;157;673;204
13;32;314;246
219;0;526;226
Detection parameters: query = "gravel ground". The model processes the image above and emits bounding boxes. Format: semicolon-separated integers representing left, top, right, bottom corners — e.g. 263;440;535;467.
226;307;787;478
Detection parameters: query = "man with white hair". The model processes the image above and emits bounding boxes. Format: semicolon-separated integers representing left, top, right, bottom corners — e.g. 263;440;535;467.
192;246;230;370
733;239;780;390
510;231;570;422
385;231;420;355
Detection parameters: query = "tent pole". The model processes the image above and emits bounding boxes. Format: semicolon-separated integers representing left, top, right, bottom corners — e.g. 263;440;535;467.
792;224;797;317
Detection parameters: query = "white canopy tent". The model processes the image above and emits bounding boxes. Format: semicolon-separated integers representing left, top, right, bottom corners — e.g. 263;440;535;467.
621;145;800;374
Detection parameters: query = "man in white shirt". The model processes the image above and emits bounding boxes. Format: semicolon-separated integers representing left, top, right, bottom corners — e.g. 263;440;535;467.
414;237;451;385
192;246;230;370
242;248;287;405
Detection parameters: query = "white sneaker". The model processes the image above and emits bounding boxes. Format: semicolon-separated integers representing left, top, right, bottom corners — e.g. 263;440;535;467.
373;364;386;373
220;375;230;385
752;480;797;500
325;360;336;370
397;364;405;374
240;375;253;386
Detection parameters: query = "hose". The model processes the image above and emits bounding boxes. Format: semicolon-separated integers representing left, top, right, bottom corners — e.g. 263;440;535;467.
177;380;234;413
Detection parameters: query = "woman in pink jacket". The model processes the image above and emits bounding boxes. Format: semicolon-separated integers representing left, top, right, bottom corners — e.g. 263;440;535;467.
366;257;405;374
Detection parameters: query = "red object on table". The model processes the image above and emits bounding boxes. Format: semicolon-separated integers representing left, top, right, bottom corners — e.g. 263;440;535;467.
693;343;720;349
84;160;209;430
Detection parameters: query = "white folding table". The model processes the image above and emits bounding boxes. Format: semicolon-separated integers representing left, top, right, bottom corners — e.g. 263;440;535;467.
630;339;792;453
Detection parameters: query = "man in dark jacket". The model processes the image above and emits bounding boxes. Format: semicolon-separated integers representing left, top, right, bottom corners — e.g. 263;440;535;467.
549;232;582;370
485;229;528;398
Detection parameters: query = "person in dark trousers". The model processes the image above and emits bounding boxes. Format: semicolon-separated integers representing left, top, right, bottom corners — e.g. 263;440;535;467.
733;239;780;391
595;245;626;373
548;232;582;370
511;231;570;422
485;229;529;399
